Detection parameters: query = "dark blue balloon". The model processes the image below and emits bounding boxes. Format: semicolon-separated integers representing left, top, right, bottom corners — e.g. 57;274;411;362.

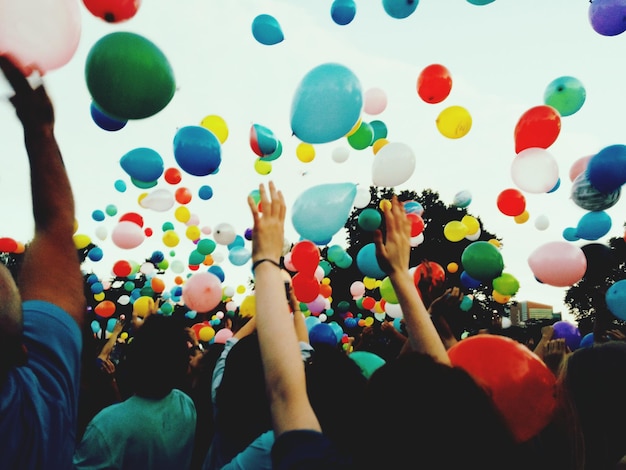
208;265;225;283
90;102;127;131
586;144;626;193
579;332;594;349
331;0;356;25
382;0;419;19
309;323;338;346
174;126;222;176
198;185;213;200
460;271;482;289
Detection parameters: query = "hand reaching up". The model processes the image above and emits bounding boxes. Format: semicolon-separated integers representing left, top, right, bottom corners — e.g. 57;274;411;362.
247;181;286;265
373;196;411;277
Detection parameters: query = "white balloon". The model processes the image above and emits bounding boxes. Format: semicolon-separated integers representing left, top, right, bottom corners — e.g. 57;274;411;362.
534;214;550;231
465;228;481;241
501;316;512;329
170;259;185;273
511;148;559;194
95;225;108;241
410;233;424;247
214;222;236;245
372;142;416;187
384;301;403;319
331;146;350;163
140;188;174;212
353;186;372;208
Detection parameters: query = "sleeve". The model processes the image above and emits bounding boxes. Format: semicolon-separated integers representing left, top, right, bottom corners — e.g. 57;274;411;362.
271;430;352;470
211;337;239;404
73;420;115;469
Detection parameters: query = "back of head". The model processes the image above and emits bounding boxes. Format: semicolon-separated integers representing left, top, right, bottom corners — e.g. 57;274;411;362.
125;314;189;399
363;352;517;470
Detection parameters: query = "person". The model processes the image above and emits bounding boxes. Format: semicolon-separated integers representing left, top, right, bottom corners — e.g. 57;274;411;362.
73;314;197;469
0;55;86;469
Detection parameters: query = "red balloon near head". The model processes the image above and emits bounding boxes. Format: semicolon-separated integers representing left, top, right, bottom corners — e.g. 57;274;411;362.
417;64;453;104
514;105;561;153
82;0;141;23
497;188;526;216
290;240;320;276
448;334;557;443
292;272;320;303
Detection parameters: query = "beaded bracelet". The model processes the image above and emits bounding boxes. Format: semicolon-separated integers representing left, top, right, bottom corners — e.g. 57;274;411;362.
251;258;282;272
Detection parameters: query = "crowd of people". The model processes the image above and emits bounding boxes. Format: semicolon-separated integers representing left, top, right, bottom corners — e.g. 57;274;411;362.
2;55;626;470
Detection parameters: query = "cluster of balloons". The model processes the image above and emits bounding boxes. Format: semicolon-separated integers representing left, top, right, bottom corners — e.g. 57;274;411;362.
443;215;481;242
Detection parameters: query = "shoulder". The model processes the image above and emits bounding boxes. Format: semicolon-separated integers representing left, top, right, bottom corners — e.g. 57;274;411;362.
271;430;352;470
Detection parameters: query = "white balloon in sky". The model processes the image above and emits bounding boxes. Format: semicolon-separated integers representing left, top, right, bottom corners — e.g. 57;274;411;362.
534;214;550;230
372;142;416;187
353;186;372;208
140;188;175;212
214;222;236;245
511;148;559;194
331;146;350;163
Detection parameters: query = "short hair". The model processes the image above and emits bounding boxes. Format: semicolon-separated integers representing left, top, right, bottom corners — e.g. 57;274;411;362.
125;314;189;399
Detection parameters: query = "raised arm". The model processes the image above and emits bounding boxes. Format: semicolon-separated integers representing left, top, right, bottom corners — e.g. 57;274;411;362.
247;181;321;436
0;56;84;327
374;196;450;365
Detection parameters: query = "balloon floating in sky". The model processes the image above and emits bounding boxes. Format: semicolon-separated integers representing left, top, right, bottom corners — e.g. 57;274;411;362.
544;76;586;117
330;0;357;25
120;147;164;183
436;106;472;139
0;0;81;75
82;0;141;23
382;0;419;19
606;279;626;321
514;105;561;154
417;64;452;104
183;272;223;313
90;102;127;131
453;190;472;208
85;32;175;120
569;154;593;182
173;126;222;176
497;188;526;217
528;241;587;287
250;124;278;157
570;172;621;211
371;142;416;187
467;0;496;4
363;87;388;115
251;14;284;45
291;63;363;144
200;115;229;144
511;148;559;194
586;144;626;193
574;210;612;241
588;0;626;36
461;241;504;282
292;183;357;245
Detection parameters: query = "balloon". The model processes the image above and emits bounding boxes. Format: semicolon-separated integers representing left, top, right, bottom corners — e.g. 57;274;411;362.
200;115;228;143
372;142;416;187
111;221;145;249
569;155;593;182
140;188;175;212
331;146;350;163
90;102;127;131
290;63;362;144
453;190;472;208
467;0;496;4
460;271;482;289
511;148;559;194
436;106;472;139
492;273;520;296
570;172;621;211
183;272;222;313
552;321;582;351
496;188;526;217
214;328;234;344
292;273;320;303
379;276;398;304
444;221;469;242
198;185;214;200
331;0;357;25
120;147;163;182
363;88;387;115
579;332;594;349
296;142;316;163
291;241;320;276
85;32;175;120
534;214;550;231
173;126;222;176
82;0;141;23
448;335;556;443
292;183;357;244
417;64;452;104
461;241;504;282
0;0;81;75
581;243;614;281
562;227;580;242
250;124;278;157
357;208;382;232
0;237;18;253
228;246;251;267
528;241;587;287
576;211;612;241
356;243;387;279
544;76;586;116
251;14;284;45
586;144;626;193
606;279;626;321
164;167;182;185
382;0;419;19
347;122;374;150
589;0;626;36
94;300;116;318
309;323;338;346
514;105;561;154
213;223;236;245
349;351;386;379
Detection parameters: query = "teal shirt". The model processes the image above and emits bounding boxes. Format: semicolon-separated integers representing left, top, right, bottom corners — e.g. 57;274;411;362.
74;389;196;469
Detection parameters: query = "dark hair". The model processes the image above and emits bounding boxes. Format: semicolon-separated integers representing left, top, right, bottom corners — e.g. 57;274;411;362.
125;314;189;399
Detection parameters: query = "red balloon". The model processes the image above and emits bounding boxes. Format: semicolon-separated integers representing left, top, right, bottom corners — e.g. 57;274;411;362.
290;240;320;276
362;296;376;310
448;335;557;443
94;300;116;318
292;272;320;303
82;0;141;23
496;188;526;216
406;213;425;237
175;187;192;204
119;212;144;227
514;105;561;153
0;237;18;253
164;167;182;185
417;64;452;104
413;260;446;297
112;259;132;277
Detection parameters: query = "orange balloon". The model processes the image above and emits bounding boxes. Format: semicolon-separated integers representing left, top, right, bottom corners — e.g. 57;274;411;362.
514;105;561;154
94;300;116;318
151;276;165;293
417;64;452;104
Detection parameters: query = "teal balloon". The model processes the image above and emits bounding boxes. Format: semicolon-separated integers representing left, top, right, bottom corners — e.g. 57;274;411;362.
292;183;357;244
382;0;419;18
251;14;284;45
305;315;321;331
291;63;363;144
467;0;495;4
228;246;251;266
130;177;157;189
85;32;175;120
335;253;353;269
349;351;386;379
356;243;386;279
173;125;222;176
576;210;612;240
327;245;346;263
262;140;283;162
114;180;126;193
562;227;580;242
370;120;388;141
461;241;504;281
120;147;164;182
606;279;626;321
188;249;205;266
331;0;356;25
544;76;586;117
357;208;382;231
250;124;278;156
328;321;344;342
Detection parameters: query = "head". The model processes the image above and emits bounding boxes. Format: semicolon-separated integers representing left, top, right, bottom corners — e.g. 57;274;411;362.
0;265;25;381
125;314;189;399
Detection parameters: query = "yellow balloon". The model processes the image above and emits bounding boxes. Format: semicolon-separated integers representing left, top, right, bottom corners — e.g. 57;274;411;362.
93;292;105;302
73;233;92;249
120;332;128;341
364;316;374;327
134;296;156;317
346;117;362;137
162;230;180;247
436;105;472;139
296;142;315;163
200;114;229;143
372;138;389;154
488;238;502;248
447;262;459;273
240;295;256;318
73;219;79;234
137;192;148;205
461;215;480;235
363;277;377;290
236;284;246;294
186;225;201;241
492;290;511;304
373;301;385;314
514;210;530;224
379;199;392;211
198;326;216;342
254;158;272;175
175;206;191;223
444;221;469;242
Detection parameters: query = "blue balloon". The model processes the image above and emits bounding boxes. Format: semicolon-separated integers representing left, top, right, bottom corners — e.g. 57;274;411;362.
382;0;419;18
305;315;321;332
460;271;481;289
88;246;104;262
467;0;495;4
576;211;612;240
562;227;580;242
261;140;283;162
309;323;338;346
606;279;626;321
90;102;127;131
120;147;164;182
173;125;222;176
552;320;582;351
228;235;245;250
228;246;251;266
106;318;118;333
547;178;561;193
90;320;101;335
114;179;127;192
292;183;357;244
92;210;105;222
328;321;344;342
356;243;386;279
251;14;284;45
291;63;362;144
87;274;99;285
250;124;278;156
586;144;626;193
198;185;213;200
208;265;225;282
579;332;594;349
331;0;356;25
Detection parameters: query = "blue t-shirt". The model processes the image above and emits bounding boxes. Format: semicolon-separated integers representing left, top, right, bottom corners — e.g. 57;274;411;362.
271;430;353;470
0;300;82;469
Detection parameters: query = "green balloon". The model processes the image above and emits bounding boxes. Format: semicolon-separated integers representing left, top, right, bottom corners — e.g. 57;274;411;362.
349;351;386;379
85;32;176;120
379;276;398;303
461;241;504;281
358;208;382;231
543;76;586;117
492;273;520;296
347;122;374;150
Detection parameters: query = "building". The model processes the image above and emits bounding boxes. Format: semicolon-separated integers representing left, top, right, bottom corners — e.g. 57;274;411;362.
509;300;561;326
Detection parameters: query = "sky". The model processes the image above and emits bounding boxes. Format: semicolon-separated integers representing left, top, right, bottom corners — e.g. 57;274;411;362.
1;0;625;321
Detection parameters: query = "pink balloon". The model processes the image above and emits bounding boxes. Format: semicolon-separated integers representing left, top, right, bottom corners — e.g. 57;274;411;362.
0;0;81;74
569;155;593;182
111;220;145;249
183;272;222;313
528;241;587;287
214;328;234;344
363;87;388;115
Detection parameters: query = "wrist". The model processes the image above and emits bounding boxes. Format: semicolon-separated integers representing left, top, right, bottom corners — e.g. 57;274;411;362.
251;257;282;272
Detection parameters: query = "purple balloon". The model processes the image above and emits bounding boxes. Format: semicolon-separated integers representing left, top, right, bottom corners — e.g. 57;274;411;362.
552;321;582;351
589;0;626;36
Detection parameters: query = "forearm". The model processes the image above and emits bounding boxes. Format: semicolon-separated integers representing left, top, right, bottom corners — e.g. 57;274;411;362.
98;333;120;359
293;310;309;343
